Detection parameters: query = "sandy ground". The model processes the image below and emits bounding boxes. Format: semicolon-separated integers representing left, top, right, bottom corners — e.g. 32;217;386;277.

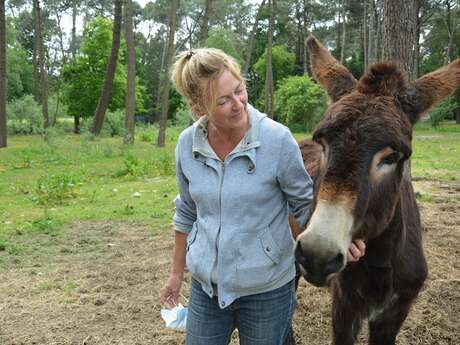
0;180;458;345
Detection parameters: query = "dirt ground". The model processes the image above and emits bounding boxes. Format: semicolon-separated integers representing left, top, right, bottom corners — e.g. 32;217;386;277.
0;180;459;345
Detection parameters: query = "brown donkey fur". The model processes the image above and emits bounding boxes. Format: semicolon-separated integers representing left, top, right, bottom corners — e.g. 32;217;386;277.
290;36;460;345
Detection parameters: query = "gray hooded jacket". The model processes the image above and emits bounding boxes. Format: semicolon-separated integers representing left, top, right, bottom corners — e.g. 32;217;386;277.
173;104;314;309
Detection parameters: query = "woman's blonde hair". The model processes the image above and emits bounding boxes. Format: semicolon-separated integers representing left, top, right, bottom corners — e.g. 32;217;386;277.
170;48;244;118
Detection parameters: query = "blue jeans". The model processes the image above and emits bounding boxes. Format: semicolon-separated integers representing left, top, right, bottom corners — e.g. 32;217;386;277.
186;278;297;345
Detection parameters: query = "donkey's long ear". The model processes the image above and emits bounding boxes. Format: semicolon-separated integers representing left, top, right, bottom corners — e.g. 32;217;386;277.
399;59;460;124
306;35;357;102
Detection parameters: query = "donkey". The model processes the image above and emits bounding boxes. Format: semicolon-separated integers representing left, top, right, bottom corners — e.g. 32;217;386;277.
292;36;460;345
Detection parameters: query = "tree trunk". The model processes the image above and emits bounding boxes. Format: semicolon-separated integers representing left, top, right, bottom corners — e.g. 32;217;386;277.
0;0;6;148
368;0;377;65
376;0;383;61
443;1;456;65
157;0;179;147
302;0;310;75
363;0;368;71
340;0;346;64
124;0;135;145
33;0;49;135
71;0;80;133
53;8;68;127
155;39;167;122
91;0;123;136
295;1;302;69
382;0;417;79
243;0;266;76
32;2;40;104
71;1;77;60
414;0;421;78
336;6;342;59
198;0;212;46
264;0;274;119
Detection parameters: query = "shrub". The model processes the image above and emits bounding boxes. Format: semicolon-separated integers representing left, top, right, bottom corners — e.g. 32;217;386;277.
253;45;296;87
274;75;328;131
152;149;175;176
6;95;43;134
173;104;194;127
35;173;82;206
429;96;457;127
102;109;125;137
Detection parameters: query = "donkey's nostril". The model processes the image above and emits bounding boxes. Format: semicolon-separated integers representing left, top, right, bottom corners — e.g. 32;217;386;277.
324;253;345;276
295;242;312;270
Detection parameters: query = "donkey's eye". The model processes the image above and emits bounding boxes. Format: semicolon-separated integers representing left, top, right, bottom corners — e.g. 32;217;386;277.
379;152;401;166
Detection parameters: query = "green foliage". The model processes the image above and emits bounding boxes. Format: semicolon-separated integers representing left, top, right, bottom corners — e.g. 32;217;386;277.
30;211;61;235
6;95;43;134
102;109;125;137
5;18;35;100
171;104;194;127
253;45;296;87
429;97;457;127
116;152;141;177
204;28;244;65
35;173;82;206
274;76;328;131
152;149;175;176
344;53;364;79
62;17;146;120
114;148;174;178
164;88;185;123
138;128;154;142
62;17;125;119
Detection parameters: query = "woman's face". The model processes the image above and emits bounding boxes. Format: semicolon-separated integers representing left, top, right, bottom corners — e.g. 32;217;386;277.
209;70;248;132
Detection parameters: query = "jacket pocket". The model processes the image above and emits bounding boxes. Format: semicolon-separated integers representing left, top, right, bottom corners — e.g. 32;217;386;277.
186;222;198;252
235;226;282;290
185;220;210;283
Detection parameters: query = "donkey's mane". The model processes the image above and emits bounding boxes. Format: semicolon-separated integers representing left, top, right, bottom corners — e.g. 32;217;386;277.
357;62;408;97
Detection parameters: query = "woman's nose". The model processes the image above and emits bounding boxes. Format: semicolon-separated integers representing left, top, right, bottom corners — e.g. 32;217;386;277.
232;95;245;109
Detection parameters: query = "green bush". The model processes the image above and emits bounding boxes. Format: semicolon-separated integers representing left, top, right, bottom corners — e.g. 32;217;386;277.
35;173;83;206
6;95;43;134
429;96;457;127
274;75;328;131
152;149;175;176
172;104;194;127
102;109;125;137
253;45;296;87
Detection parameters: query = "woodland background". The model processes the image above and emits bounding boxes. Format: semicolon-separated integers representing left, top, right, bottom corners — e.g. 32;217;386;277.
0;0;459;148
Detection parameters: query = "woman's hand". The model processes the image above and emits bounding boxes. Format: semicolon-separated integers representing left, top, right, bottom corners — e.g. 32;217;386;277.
347;239;366;262
160;272;184;308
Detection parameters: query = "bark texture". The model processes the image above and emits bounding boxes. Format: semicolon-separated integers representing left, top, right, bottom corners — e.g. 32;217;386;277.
199;0;212;46
382;0;417;79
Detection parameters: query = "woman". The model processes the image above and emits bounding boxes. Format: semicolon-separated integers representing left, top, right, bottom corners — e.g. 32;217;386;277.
159;48;365;345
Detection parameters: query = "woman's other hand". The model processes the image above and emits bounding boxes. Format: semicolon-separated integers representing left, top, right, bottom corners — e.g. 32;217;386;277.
160;272;184;308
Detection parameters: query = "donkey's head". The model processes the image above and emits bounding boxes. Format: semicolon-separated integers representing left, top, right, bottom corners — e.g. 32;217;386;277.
295;36;460;287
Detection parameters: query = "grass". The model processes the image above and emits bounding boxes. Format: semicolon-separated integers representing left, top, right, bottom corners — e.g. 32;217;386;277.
0;125;182;262
411;122;460;181
0;122;459;266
